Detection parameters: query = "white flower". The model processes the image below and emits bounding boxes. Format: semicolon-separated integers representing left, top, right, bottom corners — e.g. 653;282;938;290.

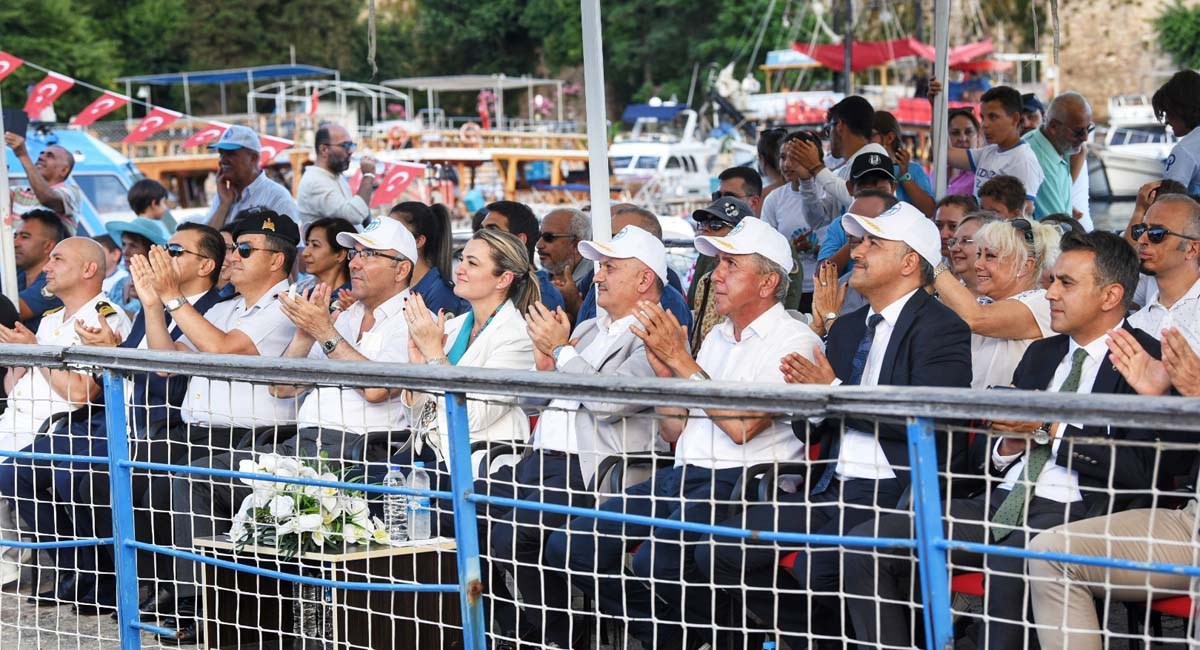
311;527;326;547
343;523;368;545
294;514;324;533
268;495;295;519
371;525;390;545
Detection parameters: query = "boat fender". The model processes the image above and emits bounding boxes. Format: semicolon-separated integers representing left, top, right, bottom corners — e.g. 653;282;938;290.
460;122;483;147
388;125;409;149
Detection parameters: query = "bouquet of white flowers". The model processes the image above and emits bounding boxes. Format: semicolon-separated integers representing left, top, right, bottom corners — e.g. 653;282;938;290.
229;453;390;559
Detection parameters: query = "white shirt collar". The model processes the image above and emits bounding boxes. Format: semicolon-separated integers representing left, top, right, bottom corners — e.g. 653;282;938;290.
1068;321;1124;362
1147;276;1200;311
717;302;787;343
869;288;920;328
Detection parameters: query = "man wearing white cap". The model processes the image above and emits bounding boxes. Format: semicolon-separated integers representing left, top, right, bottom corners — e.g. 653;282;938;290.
485;225;665;647
545;217;824;648
205;125;300;229
698;202;972;643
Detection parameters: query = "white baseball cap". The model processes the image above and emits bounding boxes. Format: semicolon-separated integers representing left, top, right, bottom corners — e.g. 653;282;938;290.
336;217;419;264
208;125;261;153
842;201;942;267
694;217;795;273
577;225;668;282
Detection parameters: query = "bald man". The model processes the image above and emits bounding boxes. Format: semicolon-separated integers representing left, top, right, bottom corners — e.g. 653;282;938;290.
0;237;132;588
1022;92;1094;220
5;132;82;235
296;123;375;226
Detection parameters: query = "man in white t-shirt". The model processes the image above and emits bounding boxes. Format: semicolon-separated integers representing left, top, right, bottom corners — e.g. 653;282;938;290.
544;217;823;648
1127;194;1200;350
296;123;375;227
0;237;131;588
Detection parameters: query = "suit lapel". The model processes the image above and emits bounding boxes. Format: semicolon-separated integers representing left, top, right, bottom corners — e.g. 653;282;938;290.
831;305;868;382
1030;335;1070;390
878;291;927;383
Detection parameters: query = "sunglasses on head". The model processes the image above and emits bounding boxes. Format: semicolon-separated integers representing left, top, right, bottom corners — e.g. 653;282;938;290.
230;242;282;259
1010;218;1035;245
165;243;209;260
1131;223;1200;244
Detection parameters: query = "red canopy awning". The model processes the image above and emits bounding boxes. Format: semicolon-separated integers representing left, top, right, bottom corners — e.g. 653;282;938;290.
792;38;994;72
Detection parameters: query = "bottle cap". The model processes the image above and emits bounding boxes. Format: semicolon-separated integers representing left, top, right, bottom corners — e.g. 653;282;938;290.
413;461;425;469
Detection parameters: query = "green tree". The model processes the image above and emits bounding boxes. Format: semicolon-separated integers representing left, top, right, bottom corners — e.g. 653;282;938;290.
1155;1;1200;70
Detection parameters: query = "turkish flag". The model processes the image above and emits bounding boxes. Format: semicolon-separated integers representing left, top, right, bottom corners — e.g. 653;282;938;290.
0;52;23;83
347;168;363;194
370;161;425;208
181;122;229;148
123;107;182;143
70;91;130;126
258;135;293;167
24;73;75;119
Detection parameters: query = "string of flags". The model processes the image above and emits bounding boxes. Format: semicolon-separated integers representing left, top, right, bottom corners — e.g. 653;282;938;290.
0;51;427;204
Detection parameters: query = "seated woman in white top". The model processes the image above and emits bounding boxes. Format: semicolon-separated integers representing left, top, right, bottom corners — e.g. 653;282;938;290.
403;228;537;459
933;218;1060;388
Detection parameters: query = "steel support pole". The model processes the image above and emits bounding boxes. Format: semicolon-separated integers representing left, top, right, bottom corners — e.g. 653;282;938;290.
580;0;612;242
446;392;486;650
907;416;954;650
103;372;142;650
931;0;951;197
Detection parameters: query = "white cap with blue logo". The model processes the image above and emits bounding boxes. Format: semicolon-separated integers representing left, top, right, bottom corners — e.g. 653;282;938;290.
577;226;668;282
336;217;418;264
694;217;795;273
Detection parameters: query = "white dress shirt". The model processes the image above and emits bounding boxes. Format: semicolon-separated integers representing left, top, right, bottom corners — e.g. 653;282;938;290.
1129;276;1200;351
675;303;822;470
991;331;1116;503
296;165;370;226
296;289;411;434
182;280;298;428
0;293;133;452
535;314;636;454
834;289;920;481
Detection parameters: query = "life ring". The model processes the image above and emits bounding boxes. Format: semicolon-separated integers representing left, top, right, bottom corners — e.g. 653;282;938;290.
388;125;409;149
460;122;483;147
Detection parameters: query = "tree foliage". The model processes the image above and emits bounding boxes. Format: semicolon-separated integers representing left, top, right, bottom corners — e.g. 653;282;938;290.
1155;1;1200;70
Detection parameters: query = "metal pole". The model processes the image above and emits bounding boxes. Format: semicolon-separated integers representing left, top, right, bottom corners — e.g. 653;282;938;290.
931;0;950;197
247;71;254;116
0;91;16;305
183;74;192;117
124;81;133;120
843;0;854;95
581;0;612;241
103;372;142;650
445;392;486;650
907;416;953;650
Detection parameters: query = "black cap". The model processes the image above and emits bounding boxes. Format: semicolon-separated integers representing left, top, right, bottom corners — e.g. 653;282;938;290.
850;151;896;181
692;196;754;226
232;207;300;246
1021;93;1045;115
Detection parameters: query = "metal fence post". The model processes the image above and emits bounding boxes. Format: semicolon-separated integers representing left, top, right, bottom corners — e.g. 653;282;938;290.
102;371;141;650
907;416;954;650
444;392;486;650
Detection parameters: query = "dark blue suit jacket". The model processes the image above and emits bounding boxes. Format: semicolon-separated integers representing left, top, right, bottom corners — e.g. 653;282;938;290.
818;289;973;491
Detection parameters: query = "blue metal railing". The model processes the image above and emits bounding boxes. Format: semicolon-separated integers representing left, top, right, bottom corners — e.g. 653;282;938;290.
0;358;1195;649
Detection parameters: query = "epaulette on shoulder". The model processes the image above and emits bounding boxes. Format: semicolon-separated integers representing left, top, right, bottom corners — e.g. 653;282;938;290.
96;301;118;318
42;305;64;317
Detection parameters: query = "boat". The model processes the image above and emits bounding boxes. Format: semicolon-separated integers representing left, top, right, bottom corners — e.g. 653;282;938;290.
1090;95;1174;200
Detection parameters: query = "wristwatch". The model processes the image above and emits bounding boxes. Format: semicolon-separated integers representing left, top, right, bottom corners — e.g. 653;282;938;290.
1032;425;1051;445
933;262;950;281
552;344;571;362
321;334;344;354
897;172;913;183
164;296;188;313
688;370;711;381
824;311;839;322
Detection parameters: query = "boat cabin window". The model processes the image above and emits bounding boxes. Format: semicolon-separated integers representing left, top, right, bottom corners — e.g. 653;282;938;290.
634;156;659;170
611;156;634;170
665;156;682;170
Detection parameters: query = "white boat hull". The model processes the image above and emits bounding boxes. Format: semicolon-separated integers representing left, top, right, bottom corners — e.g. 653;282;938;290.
1095;146;1168;199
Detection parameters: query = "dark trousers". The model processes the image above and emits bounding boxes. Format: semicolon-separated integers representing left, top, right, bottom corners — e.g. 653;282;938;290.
695;477;902;643
842;489;1085;650
543;464;743;647
477;451;590;645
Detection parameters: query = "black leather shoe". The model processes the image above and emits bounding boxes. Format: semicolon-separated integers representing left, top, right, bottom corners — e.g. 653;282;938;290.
26;587;60;607
157;618;199;646
139;587;175;616
73;601;117;616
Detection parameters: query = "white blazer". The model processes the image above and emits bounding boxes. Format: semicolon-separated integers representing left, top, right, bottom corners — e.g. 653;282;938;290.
413;300;533;459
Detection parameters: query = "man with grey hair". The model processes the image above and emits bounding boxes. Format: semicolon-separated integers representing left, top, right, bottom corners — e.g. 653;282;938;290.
536;207;592;317
1023;91;1094;220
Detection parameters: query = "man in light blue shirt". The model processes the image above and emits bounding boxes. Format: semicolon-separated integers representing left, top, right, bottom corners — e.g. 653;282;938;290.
205;125;299;228
1023;93;1093;220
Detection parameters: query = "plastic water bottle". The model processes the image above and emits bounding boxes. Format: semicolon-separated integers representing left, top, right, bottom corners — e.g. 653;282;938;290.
408;461;431;541
382;464;408;543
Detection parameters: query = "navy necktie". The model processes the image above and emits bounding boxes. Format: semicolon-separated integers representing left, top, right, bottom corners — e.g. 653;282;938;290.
812;313;885;495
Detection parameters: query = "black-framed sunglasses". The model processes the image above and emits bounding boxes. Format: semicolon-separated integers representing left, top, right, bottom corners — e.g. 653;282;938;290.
331;141;356;153
232;242;283;259
696;219;733;233
1131;223;1200;244
711;191;746;202
821;119;839;137
1052;119;1096;141
165;243;209;260
538;232;577;242
1010;218;1035;245
346;248;407;263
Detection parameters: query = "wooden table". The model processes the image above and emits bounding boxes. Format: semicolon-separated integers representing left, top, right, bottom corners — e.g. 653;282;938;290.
195;536;462;650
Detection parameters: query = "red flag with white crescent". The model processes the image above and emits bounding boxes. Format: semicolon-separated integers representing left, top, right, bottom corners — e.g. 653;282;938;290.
258;135;294;167
24;73;75;119
123;107;182;143
70;91;130;126
369;161;425;208
347;168;363;194
0;52;24;83
181;122;229;149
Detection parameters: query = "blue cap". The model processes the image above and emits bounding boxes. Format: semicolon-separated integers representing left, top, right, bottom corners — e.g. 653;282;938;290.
208;124;261;153
106;217;169;247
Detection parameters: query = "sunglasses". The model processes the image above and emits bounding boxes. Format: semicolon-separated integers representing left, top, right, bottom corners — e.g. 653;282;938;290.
347;248;406;263
539;232;576;242
332;141;356;153
165;243;209;260
711;191;748;202
696;219;733;233
1010;218;1035;245
1130;223;1200;244
821;119;839;137
230;242;283;259
1052;119;1096;141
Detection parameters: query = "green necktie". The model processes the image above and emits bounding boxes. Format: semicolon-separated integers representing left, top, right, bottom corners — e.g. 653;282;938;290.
990;347;1089;541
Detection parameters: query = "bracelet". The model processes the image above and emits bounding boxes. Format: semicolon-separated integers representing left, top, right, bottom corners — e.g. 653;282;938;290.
426;357;450;366
362;172;375;178
897;172;913;183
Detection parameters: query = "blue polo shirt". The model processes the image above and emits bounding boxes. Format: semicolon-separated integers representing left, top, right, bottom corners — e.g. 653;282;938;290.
895;162;934;206
17;269;63;332
413;266;469;317
1023;128;1072;220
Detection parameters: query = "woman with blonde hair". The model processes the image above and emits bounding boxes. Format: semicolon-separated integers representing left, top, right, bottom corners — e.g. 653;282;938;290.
403;228;538;458
934;218;1061;388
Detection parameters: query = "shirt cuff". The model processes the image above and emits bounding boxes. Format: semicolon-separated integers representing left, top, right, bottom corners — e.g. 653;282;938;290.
553;345;580;369
830;377;843;387
991;438;1023;470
